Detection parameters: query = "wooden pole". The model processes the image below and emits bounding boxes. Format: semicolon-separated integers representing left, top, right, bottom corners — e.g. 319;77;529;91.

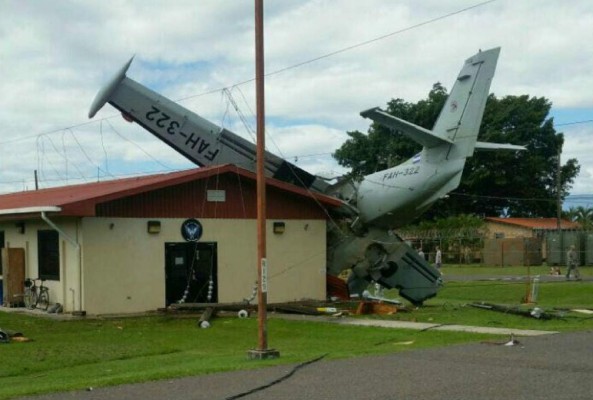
248;0;279;360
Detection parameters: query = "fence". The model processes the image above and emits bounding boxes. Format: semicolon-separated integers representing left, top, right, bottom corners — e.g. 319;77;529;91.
402;229;593;267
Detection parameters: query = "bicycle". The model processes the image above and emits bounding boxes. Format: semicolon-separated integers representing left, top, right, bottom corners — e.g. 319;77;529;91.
23;278;50;311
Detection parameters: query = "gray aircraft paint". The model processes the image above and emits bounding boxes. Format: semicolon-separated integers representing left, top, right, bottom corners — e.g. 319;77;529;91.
89;47;522;304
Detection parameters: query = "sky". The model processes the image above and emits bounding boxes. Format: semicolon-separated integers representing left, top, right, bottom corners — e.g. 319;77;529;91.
1;0;592;209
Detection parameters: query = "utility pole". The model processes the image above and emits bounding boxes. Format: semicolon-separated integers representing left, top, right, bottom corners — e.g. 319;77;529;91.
247;0;279;361
556;145;563;262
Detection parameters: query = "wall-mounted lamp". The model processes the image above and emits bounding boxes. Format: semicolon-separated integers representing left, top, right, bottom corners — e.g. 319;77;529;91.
273;221;285;235
147;220;161;234
15;221;25;234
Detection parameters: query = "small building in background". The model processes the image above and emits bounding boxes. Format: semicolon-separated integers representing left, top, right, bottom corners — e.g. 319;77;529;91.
483;217;581;266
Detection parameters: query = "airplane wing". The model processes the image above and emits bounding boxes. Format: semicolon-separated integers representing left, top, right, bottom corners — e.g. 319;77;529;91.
475;142;526;151
360;107;453;148
88;57;329;193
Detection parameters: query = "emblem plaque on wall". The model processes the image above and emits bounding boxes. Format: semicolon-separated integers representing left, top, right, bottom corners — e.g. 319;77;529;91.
181;218;203;242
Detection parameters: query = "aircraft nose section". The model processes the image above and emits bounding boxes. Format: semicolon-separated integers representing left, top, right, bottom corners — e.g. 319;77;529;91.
377;247;442;305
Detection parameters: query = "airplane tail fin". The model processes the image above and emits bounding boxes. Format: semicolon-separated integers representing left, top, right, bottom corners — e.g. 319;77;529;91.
362;48;501;162
361;48;509;210
430;47;500;160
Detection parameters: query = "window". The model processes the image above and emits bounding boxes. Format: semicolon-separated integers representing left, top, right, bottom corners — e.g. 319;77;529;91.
38;230;59;280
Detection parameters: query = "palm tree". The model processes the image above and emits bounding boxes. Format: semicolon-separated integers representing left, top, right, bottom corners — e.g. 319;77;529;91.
573;206;593;230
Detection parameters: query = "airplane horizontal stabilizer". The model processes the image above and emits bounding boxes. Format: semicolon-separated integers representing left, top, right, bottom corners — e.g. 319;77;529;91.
360;107;453;148
475;142;526;151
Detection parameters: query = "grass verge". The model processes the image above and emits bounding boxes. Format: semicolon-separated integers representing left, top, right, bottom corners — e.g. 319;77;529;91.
1;312;496;399
2;268;593;398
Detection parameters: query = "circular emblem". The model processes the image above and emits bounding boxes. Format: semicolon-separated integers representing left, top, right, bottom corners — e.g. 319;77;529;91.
181;218;203;242
450;100;458;112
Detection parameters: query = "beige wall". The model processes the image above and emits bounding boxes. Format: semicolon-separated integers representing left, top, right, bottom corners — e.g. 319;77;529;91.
486;222;533;239
0;217;81;312
80;217;326;315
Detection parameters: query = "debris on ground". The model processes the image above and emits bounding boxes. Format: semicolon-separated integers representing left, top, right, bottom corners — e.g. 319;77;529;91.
0;329;8;344
0;328;30;343
571;309;593;315
356;301;398;315
469;302;561;320
168;298;406;321
361;290;402;305
481;334;521;346
198;307;217;328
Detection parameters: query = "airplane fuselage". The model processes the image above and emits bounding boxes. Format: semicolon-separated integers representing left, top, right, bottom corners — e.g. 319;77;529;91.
354;155;464;228
88;47;512;305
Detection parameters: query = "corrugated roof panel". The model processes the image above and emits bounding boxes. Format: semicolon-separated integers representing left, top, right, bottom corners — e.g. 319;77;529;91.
0;165;341;219
485;217;580;230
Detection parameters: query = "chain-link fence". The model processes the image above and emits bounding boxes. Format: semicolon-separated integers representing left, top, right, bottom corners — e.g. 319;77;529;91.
399;228;593;267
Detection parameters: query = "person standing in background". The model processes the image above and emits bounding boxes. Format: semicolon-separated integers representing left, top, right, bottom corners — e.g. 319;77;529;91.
566;245;582;281
435;246;442;270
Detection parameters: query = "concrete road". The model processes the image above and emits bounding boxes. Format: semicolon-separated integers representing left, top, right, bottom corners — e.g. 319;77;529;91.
18;330;593;400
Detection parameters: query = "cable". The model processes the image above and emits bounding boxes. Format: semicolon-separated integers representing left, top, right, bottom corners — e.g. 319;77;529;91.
105;120;174;171
556;119;593;127
180;0;499;104
0;0;498;147
225;353;328;400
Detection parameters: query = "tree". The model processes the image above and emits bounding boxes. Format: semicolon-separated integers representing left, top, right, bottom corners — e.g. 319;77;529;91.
564;206;593;230
334;83;446;177
333;84;580;220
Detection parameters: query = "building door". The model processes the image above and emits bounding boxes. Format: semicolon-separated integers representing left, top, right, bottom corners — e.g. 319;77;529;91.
165;242;217;306
2;248;25;307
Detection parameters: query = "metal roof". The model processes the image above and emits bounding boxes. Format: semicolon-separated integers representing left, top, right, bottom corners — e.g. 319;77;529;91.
485;217;580;230
0;164;342;218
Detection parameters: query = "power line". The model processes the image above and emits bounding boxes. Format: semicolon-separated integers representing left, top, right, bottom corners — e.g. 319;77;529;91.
0;0;498;147
556;119;593;127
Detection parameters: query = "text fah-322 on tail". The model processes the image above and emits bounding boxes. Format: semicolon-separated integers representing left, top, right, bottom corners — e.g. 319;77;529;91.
89;48;515;305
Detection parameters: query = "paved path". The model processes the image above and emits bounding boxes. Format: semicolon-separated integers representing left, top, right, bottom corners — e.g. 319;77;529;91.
18;330;593;400
444;274;593;283
272;313;557;336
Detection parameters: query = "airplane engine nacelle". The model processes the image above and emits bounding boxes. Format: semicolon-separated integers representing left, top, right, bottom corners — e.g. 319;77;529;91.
328;228;442;305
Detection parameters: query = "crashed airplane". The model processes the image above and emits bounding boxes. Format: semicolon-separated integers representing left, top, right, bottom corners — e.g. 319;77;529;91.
89;47;523;305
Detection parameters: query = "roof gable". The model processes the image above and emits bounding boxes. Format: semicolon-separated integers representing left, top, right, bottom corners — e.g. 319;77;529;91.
0;165;341;218
485;217;580;230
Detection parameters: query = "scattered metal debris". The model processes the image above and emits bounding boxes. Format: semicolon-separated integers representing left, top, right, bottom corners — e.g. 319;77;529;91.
572;309;593;315
198;307;216;329
469;302;561;320
0;328;29;343
361;290;402;305
169;298;406;322
482;334;521;346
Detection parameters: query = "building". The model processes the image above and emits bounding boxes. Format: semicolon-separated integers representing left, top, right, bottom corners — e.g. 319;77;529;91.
484;217;580;240
0;165;340;315
483;217;581;266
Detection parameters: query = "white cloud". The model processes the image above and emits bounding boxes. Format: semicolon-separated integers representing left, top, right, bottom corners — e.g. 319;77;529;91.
1;0;592;200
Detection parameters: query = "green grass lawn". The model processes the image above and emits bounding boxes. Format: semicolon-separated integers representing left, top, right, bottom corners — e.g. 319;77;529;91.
0;312;496;399
382;280;593;331
442;264;593;277
2;265;593;399
378;265;593;331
